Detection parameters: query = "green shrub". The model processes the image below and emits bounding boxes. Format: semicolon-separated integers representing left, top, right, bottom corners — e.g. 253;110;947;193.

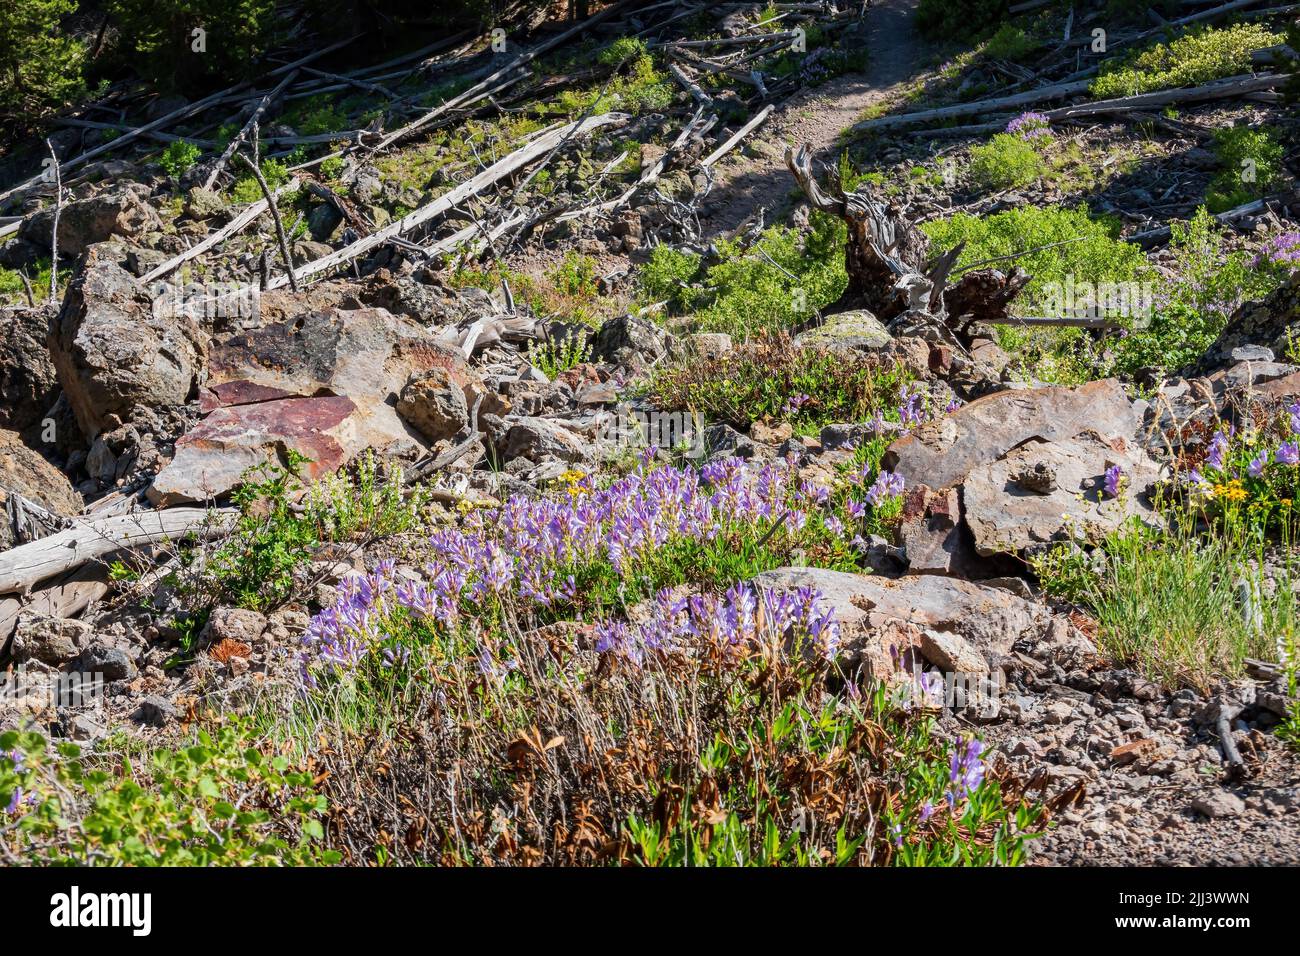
984;24;1042;61
922;204;1149;311
1091;23;1282;98
649;332;911;435
230;157;290;204
681;215;849;337
1115;206;1280;375
968;133;1047;191
2;723;336;865
168;450;422;654
0;0;85;123
159;139;203;178
1207;126;1285;213
638;245;703;311
526;329;593;378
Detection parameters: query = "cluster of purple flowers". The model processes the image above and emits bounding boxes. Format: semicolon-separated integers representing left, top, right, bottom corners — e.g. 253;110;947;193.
898;385;927;429
1252;232;1300;269
948;737;986;802
1103;464;1124;499
864;469;905;506
302;458;854;681
783;393;812;416
595;582;840;665
1006;111;1051;142
3;749;30;816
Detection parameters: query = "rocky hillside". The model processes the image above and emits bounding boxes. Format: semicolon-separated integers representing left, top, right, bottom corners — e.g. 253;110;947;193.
0;0;1298;867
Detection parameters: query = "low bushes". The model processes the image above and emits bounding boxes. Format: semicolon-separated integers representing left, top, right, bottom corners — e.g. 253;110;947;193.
1091;23;1283;98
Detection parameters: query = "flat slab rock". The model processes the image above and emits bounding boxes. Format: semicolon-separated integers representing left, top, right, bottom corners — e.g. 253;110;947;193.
883;378;1161;564
962;430;1162;558
750;566;1094;678
883;378;1139;492
149;307;461;505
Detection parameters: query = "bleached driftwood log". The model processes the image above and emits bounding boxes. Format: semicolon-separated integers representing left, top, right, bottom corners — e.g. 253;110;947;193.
270;112;627;288
0;508;232;597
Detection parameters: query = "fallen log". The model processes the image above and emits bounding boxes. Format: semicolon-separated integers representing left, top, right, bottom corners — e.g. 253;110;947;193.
270;112;626;288
0;565;110;648
702;104;774;167
848;79;1094;134
140;177;301;284
851;71;1292;135
1127;191;1293;245
1037;72;1292;122
0;508;233;597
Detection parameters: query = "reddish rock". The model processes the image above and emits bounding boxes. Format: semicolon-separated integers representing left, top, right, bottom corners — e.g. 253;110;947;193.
149;307;457;505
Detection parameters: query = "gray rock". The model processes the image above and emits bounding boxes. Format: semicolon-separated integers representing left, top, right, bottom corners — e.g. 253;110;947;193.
499;417;593;465
397;367;471;443
0;304;60;431
134;694;179;727
590;313;671;369
183;187;230;222
883;378;1140;492
750;566;1062;679
200;607;267;647
920;629;989;674
51;248;207;440
12;617;91;665
1191;790;1246;819
961;430;1162;558
20;185;163;257
793;309;892;351
79;644;137;682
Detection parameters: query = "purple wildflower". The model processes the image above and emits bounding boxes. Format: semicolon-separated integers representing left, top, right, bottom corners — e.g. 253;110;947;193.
1252;232;1300;268
1006;111;1051;141
948;737;986;800
1103;464;1124;499
899;386;926;428
1205;430;1228;471
1248;449;1269;478
1277;442;1300;466
864;469;905;506
784;393;812;416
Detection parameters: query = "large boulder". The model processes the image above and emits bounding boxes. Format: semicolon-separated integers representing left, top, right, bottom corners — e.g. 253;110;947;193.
883;378;1139;491
961;430;1162;558
589;313;671;369
0;305;60;431
49;248;207;440
0;429;81;551
149;307;461;505
793;309;892;351
1191;272;1300;375
20;185;163;257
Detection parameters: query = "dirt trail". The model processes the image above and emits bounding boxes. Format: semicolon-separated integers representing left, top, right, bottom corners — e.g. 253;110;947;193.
698;0;929;237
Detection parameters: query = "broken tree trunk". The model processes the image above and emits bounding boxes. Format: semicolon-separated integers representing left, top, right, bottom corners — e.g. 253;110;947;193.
784;144;1029;325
